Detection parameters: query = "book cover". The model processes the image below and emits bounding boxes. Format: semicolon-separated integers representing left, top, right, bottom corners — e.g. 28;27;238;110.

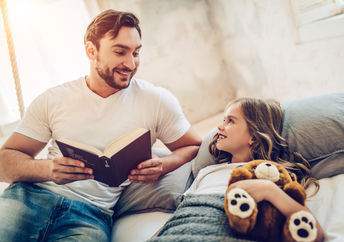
56;129;152;187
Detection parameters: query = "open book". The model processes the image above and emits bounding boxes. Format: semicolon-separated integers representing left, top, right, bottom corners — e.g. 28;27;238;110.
56;128;151;187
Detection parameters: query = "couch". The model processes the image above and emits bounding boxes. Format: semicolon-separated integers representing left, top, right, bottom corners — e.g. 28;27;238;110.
111;93;344;242
1;94;343;241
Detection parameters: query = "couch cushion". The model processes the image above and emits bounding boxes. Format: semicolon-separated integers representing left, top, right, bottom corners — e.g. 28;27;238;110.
281;93;344;179
191;128;217;178
192;93;344;179
113;148;191;218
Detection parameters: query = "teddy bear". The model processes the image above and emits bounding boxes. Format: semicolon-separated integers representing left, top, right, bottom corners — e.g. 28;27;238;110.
224;160;317;242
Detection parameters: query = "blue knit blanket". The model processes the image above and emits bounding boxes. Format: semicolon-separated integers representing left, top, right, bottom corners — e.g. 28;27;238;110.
147;194;257;242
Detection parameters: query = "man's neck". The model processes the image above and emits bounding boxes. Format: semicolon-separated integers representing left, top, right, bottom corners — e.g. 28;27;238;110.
85;74;119;98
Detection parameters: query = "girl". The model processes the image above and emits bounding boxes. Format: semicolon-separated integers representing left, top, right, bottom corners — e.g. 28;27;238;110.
149;98;324;242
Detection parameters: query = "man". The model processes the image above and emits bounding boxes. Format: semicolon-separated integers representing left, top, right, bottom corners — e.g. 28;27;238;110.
0;10;201;241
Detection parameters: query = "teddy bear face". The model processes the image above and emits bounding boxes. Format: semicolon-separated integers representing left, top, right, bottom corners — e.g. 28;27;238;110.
255;162;280;182
242;160;293;186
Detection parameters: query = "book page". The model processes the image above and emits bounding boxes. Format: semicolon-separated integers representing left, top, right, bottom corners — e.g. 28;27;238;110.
103;128;148;157
58;138;103;157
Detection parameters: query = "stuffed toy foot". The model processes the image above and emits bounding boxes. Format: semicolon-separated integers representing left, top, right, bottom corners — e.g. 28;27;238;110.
284;210;317;242
224;187;258;233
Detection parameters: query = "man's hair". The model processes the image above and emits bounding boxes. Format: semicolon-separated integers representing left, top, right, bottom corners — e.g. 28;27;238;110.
209;97;318;191
84;9;141;49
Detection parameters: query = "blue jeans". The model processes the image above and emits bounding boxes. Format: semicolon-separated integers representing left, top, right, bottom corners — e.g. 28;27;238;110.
0;182;112;241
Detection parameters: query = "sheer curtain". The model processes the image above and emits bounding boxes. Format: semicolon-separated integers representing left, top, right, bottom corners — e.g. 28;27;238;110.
0;0;95;127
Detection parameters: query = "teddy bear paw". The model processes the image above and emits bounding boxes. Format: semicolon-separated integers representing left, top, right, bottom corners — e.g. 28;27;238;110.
288;210;317;242
226;187;256;218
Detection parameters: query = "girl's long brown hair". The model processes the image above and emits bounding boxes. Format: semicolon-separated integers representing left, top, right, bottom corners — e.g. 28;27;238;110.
209;97;319;192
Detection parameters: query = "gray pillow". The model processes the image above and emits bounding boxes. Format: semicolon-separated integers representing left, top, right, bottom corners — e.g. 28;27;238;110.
281;93;344;179
113;148;192;218
192;93;344;180
191;128;217;178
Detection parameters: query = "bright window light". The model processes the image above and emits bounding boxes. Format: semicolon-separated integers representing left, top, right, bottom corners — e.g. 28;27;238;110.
0;0;91;123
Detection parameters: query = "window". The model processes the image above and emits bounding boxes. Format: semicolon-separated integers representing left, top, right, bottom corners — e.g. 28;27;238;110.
290;0;344;42
0;0;92;127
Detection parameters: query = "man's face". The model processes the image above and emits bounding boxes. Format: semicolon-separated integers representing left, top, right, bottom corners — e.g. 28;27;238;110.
95;27;141;90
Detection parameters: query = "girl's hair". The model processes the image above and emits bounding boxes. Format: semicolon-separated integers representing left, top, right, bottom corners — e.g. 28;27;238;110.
209;97;318;191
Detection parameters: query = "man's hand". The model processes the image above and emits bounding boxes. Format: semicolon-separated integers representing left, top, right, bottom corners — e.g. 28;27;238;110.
128;155;163;183
51;157;94;184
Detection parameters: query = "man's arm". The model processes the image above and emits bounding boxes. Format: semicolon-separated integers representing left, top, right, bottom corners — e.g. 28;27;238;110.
0;132;94;184
161;127;201;173
129;127;201;183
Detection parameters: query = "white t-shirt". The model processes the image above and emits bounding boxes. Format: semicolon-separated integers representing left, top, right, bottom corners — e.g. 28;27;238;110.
185;162;246;195
16;77;190;214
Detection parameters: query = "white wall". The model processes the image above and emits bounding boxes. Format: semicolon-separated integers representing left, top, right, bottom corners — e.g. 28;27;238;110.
95;0;344;123
213;0;344;102
3;0;343;126
95;0;236;123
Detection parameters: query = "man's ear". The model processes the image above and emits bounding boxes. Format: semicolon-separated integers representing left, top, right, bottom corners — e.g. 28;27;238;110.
85;41;97;60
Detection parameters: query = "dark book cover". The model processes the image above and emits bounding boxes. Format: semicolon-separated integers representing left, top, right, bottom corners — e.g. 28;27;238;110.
56;130;152;187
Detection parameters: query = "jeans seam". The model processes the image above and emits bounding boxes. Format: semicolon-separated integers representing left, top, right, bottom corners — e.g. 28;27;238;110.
39;195;61;241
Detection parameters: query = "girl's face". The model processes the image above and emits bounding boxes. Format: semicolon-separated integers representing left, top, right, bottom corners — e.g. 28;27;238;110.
216;102;253;161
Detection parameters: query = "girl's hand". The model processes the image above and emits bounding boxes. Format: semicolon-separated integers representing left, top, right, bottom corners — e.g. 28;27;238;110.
228;179;278;203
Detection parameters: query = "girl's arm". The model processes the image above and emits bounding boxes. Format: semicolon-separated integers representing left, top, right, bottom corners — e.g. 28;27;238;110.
228;179;324;242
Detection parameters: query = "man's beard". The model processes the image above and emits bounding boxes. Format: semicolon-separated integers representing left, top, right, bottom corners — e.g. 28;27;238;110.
96;65;135;90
